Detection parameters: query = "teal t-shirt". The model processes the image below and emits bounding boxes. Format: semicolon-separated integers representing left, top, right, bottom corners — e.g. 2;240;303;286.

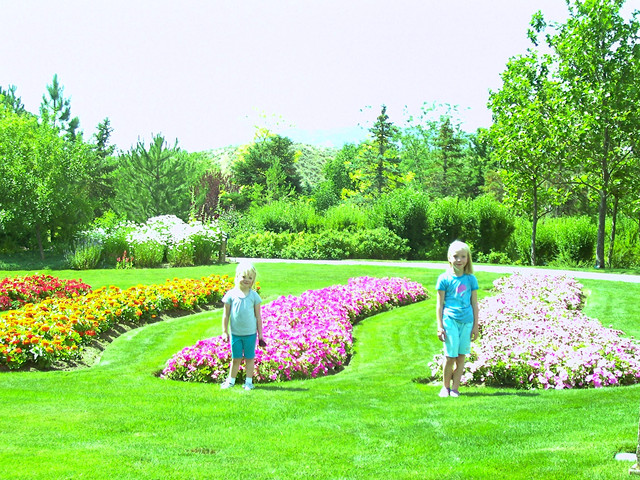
222;288;262;336
436;272;478;324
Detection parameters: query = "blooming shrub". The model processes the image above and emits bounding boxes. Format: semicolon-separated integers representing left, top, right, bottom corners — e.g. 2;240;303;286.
429;273;640;389
72;215;226;269
0;274;234;370
0;274;92;311
127;227;166;267
161;276;428;383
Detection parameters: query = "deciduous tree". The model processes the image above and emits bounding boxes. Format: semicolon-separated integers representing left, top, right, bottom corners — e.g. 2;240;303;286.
488;50;567;265
533;0;640;268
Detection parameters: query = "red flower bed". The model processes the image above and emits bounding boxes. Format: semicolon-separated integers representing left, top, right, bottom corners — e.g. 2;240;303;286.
0;274;92;311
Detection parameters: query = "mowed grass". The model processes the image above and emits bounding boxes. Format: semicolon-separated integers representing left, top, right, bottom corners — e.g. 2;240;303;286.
1;262;639;480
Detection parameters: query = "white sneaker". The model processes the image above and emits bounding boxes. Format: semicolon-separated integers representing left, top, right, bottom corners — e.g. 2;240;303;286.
220;379;235;389
243;383;255;391
449;389;460;398
438;387;450;398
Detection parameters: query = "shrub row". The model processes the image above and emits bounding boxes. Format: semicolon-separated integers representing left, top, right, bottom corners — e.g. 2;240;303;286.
221;193;640;267
229;228;410;260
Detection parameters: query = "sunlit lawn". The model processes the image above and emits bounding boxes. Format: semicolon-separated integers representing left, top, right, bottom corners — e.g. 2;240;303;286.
0;262;638;479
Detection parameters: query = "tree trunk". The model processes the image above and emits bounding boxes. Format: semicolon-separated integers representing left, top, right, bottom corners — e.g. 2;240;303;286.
36;223;45;260
530;186;538;266
595;189;607;269
607;195;618;269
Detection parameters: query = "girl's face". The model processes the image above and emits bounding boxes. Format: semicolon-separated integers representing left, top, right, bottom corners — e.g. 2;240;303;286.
238;272;255;289
449;250;468;272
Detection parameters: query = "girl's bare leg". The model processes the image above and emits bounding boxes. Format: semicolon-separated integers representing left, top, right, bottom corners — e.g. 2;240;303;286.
451;354;466;391
443;357;456;389
245;358;255;379
229;358;242;378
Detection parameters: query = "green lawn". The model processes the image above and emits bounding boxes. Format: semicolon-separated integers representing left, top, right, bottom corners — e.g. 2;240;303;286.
1;262;638;479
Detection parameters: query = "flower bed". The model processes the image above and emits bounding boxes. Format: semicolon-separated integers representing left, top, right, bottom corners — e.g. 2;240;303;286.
429;273;640;389
0;274;234;370
0;274;92;311
161;276;428;383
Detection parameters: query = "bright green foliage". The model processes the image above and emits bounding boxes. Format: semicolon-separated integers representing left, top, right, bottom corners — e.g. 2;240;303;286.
508;216;597;266
368;105;401;195
373;187;430;259
398;105;489;199
520;0;640;268
293;143;338;194
341;107;412;199
229;227;409;260
230;133;302;205
248;199;321;233
422;196;515;260
488;49;567;266
112;135;200;222
0;85;25;113
87;118;118;217
65;240;102;270
0;104;93;258
312;143;358;210
320;202;376;232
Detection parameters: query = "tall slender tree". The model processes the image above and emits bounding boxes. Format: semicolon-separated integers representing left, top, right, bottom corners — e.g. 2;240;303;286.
489;50;567;266
369;105;401;195
40;74;80;141
533;0;640;268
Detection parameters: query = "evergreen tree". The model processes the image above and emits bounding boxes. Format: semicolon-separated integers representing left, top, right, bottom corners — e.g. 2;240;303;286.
40;74;80;141
88;118;118;216
112;134;196;222
0;85;25;114
369;105;401;195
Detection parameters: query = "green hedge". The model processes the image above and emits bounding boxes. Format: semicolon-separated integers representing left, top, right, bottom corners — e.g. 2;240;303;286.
228;228;409;260
420;196;515;260
508;216;596;266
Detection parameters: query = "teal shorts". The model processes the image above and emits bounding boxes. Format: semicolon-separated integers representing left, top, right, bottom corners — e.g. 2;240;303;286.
443;317;472;357
230;333;257;359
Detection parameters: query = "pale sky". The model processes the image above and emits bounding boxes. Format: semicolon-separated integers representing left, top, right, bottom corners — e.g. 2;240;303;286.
1;0;575;153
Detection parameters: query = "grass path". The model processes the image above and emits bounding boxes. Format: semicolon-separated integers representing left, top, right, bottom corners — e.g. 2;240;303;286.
1;263;639;479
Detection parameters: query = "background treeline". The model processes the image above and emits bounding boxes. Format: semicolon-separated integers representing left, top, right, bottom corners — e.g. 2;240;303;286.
1;0;639;269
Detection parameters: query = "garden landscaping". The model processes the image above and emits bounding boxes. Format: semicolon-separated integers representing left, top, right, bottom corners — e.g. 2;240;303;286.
0;262;639;479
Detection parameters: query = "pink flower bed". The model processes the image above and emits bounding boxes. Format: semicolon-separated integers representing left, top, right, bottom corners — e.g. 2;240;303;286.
161;276;428;383
430;273;640;389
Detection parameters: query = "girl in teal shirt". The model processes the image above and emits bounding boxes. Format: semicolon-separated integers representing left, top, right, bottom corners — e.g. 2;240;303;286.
436;241;479;398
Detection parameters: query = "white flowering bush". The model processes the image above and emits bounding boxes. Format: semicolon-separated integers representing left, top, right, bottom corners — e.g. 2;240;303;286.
127;226;165;267
71;215;226;269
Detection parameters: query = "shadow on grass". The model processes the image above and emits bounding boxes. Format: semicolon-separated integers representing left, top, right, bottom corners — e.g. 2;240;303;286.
0;251;69;271
412;377;540;397
256;385;310;392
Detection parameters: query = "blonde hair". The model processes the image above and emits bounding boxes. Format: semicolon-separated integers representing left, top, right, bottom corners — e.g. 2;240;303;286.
447;240;474;274
235;261;257;288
